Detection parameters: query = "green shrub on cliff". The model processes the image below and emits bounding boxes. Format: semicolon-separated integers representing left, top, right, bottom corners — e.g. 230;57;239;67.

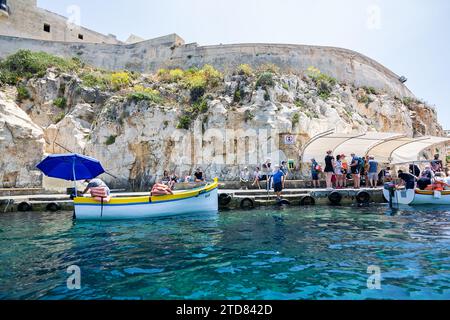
0;50;81;84
105;135;117;146
16;85;31;102
110;71;132;91
183;65;222;87
256;72;275;89
53;112;66;124
306;66;337;100
158;65;223;89
53;97;67;109
363;86;377;95
258;63;280;75
236;64;253;77
192;99;208;114
157;68;185;83
306;66;336;85
294;99;305;109
128;85;163;104
177;115;192;130
234;87;242;103
291;113;300;127
244;109;255;122
157;65;222;102
80;71;110;90
358;94;374;107
402;97;415;107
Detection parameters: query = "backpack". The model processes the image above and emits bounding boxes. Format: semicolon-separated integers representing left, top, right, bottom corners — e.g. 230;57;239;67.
358;157;365;170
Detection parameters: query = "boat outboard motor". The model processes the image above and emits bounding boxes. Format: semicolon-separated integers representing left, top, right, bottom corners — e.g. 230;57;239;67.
384;182;396;208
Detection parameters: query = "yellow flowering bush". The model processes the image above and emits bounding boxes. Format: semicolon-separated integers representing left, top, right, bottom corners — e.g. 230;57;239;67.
236;64;253;76
110;71;131;91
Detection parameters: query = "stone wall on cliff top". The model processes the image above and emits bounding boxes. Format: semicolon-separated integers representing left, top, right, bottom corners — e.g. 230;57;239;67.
0;34;413;99
0;65;442;190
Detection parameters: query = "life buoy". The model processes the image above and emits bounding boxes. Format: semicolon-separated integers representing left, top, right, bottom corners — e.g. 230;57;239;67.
240;198;255;209
300;196;315;206
17;202;32;212
328;191;342;205
356;191;371;204
218;193;232;206
46;202;61;212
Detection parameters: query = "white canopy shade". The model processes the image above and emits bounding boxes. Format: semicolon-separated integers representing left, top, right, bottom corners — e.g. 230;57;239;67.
390;136;450;164
334;132;405;160
301;130;450;165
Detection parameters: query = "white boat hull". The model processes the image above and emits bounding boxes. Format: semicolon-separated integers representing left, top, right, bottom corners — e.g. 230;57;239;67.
74;180;219;220
383;188;450;206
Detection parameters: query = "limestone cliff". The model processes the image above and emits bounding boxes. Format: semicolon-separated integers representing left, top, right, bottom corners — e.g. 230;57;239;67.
0;54;443;190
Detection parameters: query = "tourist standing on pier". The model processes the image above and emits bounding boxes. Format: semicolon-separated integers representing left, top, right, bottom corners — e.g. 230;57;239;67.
341;154;349;188
272;165;286;201
379;166;392;184
363;155;370;187
367;156;379;188
350;153;361;189
311;158;320;189
261;159;272;190
335;155;344;189
324;150;335;190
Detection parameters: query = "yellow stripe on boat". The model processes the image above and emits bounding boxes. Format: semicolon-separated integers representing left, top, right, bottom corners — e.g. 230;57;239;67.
415;189;450;196
74;178;219;205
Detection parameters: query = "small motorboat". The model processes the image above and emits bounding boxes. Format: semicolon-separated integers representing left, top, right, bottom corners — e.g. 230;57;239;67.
383;184;450;206
74;178;219;220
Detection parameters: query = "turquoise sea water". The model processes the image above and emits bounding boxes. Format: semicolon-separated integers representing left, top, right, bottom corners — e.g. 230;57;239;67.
0;205;449;300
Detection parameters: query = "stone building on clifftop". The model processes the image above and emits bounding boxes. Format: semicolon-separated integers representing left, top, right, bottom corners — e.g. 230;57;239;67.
0;0;414;99
0;0;120;44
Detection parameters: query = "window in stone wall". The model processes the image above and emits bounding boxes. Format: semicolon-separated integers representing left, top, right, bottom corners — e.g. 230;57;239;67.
43;23;51;33
78;34;84;40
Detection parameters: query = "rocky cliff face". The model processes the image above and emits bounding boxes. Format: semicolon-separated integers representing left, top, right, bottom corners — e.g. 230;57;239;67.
0;89;45;187
0;62;443;190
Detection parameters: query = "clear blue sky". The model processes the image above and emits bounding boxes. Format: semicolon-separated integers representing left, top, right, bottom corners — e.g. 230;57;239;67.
38;0;450;129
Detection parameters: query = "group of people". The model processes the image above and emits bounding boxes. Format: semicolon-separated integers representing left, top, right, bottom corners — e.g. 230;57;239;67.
80;153;448;201
152;168;206;195
312;151;449;191
239;159;288;200
313;151;382;190
80;168;207;199
397;154;450;191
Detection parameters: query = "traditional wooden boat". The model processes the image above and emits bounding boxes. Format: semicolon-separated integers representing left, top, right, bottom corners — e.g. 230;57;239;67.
383;186;450;206
74;178;219;220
